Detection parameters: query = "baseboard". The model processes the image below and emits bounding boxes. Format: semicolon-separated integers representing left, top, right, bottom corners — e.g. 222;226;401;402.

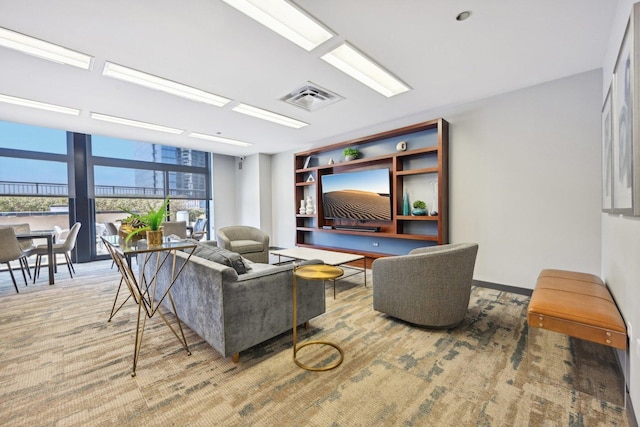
473;279;532;297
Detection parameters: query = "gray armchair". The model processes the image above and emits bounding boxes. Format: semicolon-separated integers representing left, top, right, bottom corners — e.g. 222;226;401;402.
216;225;270;264
372;243;479;328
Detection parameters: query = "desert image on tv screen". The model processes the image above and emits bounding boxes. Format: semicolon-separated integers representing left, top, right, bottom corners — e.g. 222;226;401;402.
322;169;391;221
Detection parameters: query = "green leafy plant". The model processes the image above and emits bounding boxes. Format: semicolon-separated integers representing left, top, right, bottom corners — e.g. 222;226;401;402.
121;196;170;242
342;147;360;159
413;200;426;209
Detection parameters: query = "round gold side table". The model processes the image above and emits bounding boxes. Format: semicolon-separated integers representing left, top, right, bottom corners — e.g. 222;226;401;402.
293;264;344;371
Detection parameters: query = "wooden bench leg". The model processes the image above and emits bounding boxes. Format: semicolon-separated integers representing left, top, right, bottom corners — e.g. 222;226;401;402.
232;353;239;363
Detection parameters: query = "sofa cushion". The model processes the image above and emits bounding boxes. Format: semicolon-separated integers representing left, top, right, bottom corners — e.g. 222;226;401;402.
191;244;247;274
230;239;264;253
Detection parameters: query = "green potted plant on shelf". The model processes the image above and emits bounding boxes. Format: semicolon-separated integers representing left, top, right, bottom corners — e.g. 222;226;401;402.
343;147;360;161
411;200;427;216
121;196;170;245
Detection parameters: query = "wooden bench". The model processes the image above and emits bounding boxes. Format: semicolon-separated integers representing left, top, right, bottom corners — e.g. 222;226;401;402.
527;269;626;350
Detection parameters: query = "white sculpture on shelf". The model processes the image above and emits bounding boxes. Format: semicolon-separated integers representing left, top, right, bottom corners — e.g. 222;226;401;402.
305;196;314;214
299;199;306;214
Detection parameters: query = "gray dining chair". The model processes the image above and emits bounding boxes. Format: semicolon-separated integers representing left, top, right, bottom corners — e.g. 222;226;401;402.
9;223;35;280
191;218;208;241
104;222;118;236
0;227;30;293
162;221;188;239
33;222;82;282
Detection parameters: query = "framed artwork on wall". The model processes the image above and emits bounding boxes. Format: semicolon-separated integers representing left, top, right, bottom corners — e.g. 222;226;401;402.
602;85;613;213
610;3;640;216
612;16;634;215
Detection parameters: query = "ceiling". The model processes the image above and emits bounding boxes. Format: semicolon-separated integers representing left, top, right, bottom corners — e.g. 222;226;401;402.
0;0;618;157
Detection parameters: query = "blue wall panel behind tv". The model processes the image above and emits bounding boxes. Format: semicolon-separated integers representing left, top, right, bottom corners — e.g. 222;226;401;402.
307;232;435;256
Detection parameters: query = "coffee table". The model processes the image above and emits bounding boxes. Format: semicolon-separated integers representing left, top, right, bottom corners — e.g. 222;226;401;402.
270;247;366;298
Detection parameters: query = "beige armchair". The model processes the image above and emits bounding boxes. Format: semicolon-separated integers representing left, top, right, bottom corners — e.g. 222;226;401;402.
372;243;479;328
216;226;270;264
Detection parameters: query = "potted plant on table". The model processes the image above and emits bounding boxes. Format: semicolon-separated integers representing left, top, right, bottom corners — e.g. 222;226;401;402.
120;197;170;246
411;200;427;216
342;147;360;161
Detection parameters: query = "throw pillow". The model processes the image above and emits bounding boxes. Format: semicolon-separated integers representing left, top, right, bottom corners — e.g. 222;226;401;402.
190;244;247;274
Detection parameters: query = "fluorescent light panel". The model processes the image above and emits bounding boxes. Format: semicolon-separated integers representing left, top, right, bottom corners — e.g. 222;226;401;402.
221;0;333;51
321;43;410;97
90;112;183;134
0;27;92;69
103;62;231;107
0;93;80;115
232;103;308;128
188;132;253;147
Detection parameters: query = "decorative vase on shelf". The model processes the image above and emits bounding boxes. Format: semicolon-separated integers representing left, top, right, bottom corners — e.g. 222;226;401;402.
305;196;314;215
299;199;306;214
402;191;410;216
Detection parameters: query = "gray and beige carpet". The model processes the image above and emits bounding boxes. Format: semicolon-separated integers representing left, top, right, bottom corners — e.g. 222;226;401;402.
0;260;630;426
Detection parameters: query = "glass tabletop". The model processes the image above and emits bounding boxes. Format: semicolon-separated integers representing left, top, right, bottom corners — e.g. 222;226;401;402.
101;235;196;255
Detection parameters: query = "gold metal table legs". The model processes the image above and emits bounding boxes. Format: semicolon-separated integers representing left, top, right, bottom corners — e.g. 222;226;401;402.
292;265;345;371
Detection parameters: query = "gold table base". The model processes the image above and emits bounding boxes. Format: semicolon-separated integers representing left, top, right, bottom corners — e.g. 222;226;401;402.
293;264;345;371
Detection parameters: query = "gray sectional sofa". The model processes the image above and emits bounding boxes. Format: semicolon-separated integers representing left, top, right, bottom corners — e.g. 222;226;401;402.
143;241;326;361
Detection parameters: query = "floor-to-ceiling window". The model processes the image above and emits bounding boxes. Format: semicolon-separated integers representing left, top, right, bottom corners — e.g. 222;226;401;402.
0;120;212;262
91;135;211;257
0;121;71;249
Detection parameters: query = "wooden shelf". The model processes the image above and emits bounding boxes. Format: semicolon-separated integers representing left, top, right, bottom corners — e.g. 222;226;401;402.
294;118;449;254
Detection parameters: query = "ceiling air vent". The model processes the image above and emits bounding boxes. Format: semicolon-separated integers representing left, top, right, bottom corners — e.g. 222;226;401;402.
281;82;343;112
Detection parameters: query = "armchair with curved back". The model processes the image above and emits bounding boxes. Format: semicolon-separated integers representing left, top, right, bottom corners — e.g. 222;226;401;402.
372;243;479;328
216;225;270;264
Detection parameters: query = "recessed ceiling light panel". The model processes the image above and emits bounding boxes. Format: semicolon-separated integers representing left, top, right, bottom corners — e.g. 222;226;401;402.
103;62;231;107
0;27;93;70
321;43;410;97
221;0;333;51
90;112;183;134
188;132;253;147
0;93;80;115
232;103;308;128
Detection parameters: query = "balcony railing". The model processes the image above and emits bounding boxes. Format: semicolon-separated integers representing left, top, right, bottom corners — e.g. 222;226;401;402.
0;181;206;199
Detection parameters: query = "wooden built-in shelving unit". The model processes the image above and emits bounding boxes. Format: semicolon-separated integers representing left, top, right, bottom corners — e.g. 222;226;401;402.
294;118;449;258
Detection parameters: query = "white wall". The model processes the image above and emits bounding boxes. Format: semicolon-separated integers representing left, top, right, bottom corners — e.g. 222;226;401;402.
211;154;236;235
601;0;640;413
214;153;274;240
272;70;602;290
446;70;602;289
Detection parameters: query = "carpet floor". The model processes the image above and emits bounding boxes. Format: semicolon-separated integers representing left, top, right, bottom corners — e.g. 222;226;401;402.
0;260;631;426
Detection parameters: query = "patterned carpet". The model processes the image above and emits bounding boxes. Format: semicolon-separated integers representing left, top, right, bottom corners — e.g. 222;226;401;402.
0;260;631;426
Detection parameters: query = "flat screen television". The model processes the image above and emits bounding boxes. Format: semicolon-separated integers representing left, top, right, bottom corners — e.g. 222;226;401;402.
321;168;391;221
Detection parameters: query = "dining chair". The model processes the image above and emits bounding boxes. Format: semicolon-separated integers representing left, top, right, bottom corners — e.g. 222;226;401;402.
104;222;118;236
33;222;82;282
10;223;35;279
191;218;208;241
0;227;30;293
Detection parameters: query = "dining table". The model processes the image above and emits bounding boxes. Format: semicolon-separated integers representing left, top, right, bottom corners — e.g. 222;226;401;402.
16;230;56;285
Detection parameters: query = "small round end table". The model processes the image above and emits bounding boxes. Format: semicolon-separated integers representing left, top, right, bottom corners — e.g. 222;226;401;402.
293;264;344;371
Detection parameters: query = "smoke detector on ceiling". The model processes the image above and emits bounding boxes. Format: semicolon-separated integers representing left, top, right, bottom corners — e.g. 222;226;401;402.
281;82;344;112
